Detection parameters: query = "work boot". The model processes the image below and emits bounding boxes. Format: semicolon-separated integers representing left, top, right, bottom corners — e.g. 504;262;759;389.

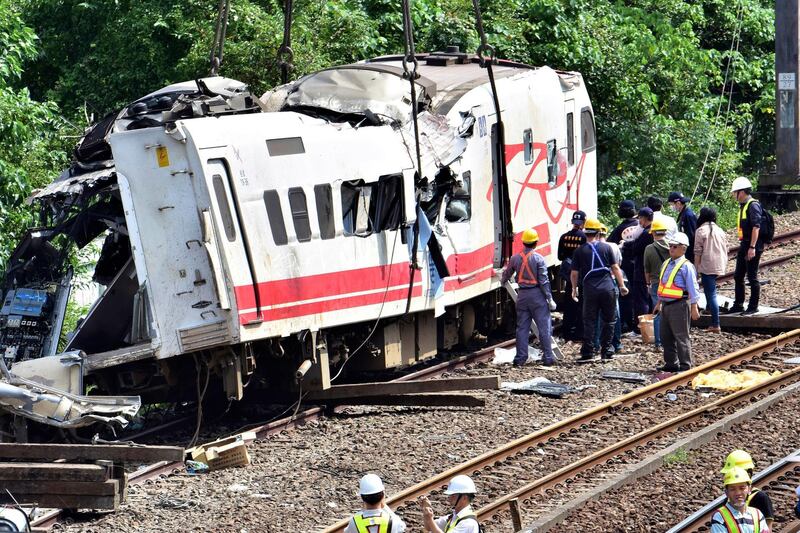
722;305;744;314
741;308;758;316
542;358;556;367
705;326;721;333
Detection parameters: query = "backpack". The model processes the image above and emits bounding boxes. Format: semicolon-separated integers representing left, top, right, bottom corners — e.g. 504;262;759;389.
760;205;775;244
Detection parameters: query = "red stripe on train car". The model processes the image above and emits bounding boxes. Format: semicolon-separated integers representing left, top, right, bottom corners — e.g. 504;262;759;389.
234;261;412;310
237;285;423;323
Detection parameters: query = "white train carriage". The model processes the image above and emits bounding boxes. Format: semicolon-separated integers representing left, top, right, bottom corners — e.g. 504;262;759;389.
1;52;596;401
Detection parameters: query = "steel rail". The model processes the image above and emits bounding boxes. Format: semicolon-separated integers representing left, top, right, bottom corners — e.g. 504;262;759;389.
29;338;514;530
668;448;800;532
717;251;800;283
476;362;800;524
727;229;800;258
321;329;800;533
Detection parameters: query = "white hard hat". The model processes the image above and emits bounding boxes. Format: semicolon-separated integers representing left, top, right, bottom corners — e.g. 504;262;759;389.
730;176;753;192
358;474;385;495
667;232;690;247
444;475;477;495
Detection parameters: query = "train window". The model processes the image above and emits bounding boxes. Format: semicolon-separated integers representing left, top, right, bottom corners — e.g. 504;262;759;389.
314;184;335;240
263;190;288;245
566;112;575;166
212;175;236;242
581;107;596;152
523;129;533;165
370;174;404;232
445;171;471;222
546;139;558;187
288;188;312;242
266;137;305;156
341;180;372;236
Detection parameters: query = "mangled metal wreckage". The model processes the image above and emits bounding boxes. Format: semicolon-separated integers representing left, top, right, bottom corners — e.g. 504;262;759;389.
0;53;596;435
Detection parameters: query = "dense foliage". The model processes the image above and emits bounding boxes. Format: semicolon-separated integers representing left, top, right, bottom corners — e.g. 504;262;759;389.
0;0;778;263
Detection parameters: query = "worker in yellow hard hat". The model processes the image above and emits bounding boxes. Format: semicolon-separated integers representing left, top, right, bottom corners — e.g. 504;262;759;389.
501;228;556;366
720;450;774;528
710;466;768;533
557;210;587;342
643;219;670;351
570;218;629;361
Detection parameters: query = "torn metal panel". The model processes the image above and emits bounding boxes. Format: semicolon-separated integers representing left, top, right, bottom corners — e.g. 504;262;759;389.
285;67;433;124
400;112;467;176
0;364;140;429
10;352;83;394
29;167;116;202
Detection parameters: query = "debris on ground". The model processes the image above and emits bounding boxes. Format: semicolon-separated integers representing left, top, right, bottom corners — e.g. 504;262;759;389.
501;378;574;398
601;371;649;384
188;431;256;471
492;346;541;365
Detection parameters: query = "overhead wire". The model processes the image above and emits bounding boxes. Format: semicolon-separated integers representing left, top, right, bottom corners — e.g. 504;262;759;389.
330;226;401;383
689;0;745;203
703;3;745;203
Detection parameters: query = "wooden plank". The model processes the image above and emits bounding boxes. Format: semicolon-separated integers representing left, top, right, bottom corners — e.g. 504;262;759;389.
0;479;119;496
693;314;800;330
321;394;485;408
0;492;118;510
0;463;108;482
307;376;500;400
0;443;184;463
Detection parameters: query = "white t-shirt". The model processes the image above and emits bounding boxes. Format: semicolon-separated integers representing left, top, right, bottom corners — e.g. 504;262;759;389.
344;506;406;533
653;210;678;239
433;506;480;533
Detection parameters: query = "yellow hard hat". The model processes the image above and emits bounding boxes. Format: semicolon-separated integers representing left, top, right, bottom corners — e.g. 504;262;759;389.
650;220;668;234
584;218;602;232
521;228;539;245
599;224;608;234
720;450;755;473
723;466;751;486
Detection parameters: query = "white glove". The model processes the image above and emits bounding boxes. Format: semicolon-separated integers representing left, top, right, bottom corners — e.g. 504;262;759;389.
548;298;557;311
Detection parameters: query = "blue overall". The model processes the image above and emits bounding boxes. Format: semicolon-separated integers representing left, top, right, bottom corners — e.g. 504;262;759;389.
502;248;554;365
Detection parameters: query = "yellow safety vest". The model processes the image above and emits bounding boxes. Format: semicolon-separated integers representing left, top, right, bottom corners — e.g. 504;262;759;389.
737;199;755;240
444;513;479;532
353;510;392;533
717;504;761;533
657;258;688;300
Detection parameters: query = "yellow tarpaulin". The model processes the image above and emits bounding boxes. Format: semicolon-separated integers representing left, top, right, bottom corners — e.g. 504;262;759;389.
691;369;781;392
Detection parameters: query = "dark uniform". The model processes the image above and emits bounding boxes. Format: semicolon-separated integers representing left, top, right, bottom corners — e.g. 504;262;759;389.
572;241;618;358
677;206;698;262
557;227;586;341
502;247;554;365
609;217;638;331
733;198;764;313
631;221;654;330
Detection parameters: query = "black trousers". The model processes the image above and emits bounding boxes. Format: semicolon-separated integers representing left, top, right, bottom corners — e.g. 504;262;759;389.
734;246;762;310
561;278;583;341
630;277;651;331
582;288;616;356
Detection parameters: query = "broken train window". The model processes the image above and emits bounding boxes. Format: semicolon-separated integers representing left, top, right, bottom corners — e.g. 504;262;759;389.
546;139;558;188
341;174;404;237
445;171;471;223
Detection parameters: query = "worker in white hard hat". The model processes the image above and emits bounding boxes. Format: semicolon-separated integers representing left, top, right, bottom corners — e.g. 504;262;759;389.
345;474;406;533
420;475;480;533
710;467;769;533
727;176;764;315
652;232;700;373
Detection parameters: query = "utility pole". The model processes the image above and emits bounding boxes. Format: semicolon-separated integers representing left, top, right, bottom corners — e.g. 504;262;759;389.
759;0;800;209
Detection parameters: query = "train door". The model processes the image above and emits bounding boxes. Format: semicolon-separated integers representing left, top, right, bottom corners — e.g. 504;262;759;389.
202;158;260;323
491;123;513;268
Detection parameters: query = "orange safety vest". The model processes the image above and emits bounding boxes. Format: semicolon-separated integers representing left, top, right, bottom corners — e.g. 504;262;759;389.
657;258;688;300
717;504;761;533
516;251;539;287
737;199;755;240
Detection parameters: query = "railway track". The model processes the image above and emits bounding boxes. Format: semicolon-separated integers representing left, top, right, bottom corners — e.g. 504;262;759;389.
727;228;800;258
29;337;514;530
322;329;800;532
669;449;800;533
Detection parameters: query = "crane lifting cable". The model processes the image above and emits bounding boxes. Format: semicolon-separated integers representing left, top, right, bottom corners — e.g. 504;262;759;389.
277;0;294;84
472;0;513;266
401;0;424;314
209;0;231;76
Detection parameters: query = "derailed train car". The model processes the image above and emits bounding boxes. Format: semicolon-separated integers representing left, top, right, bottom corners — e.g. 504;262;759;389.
0;51;596;413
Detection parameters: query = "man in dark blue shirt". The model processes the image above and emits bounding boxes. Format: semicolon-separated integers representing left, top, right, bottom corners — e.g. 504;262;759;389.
609;200;638;332
728;177;764;315
668;192;698;262
570;219;629;360
557;210;587;342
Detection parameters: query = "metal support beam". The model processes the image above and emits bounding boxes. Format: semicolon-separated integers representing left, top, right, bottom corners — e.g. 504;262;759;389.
306;376;499;400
